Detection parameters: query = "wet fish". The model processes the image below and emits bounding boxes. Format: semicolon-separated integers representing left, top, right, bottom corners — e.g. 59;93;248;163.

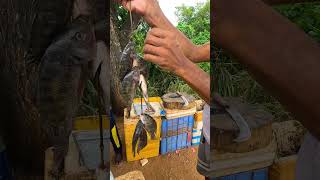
38;15;96;175
119;41;135;80
132;120;144;157
139;74;155;114
137;126;147;155
141;114;157;139
120;67;140;108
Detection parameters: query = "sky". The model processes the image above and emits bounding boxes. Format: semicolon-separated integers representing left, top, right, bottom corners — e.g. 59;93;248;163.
158;0;208;26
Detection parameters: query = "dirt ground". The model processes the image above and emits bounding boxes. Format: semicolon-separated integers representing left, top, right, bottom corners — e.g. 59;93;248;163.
110;116;205;180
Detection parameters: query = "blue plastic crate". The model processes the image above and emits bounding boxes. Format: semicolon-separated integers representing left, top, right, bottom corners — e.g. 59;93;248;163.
160;115;195;154
210;168;268;180
160;138;167;154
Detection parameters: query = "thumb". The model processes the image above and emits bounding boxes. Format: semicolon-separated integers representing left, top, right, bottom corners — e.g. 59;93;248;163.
121;0;134;12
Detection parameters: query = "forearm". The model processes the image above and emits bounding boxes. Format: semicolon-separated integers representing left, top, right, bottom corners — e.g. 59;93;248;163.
176;59;210;104
214;0;320;139
192;43;210;62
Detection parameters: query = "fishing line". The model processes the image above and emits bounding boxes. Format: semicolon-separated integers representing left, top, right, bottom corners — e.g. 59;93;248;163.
129;0;133;39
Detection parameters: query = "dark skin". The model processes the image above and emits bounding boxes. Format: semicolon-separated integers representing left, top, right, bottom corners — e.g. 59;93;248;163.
119;0;210;104
213;0;320;140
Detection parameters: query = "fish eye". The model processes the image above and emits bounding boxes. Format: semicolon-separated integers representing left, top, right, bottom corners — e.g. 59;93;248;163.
75;32;84;40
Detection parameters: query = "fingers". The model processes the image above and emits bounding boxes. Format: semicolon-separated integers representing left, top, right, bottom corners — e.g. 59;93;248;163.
145;33;165;47
143;54;161;64
148;28;168;38
143;44;162;56
119;0;134;11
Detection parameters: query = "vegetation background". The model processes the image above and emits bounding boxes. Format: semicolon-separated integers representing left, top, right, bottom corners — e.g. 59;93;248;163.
79;1;210;115
214;2;320;121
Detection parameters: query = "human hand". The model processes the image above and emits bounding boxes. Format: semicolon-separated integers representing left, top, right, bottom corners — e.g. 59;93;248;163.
143;28;189;76
118;0;163;27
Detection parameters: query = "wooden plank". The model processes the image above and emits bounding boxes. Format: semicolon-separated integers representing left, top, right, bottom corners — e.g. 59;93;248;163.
209;140;276;177
165;106;197;119
212;97;274;153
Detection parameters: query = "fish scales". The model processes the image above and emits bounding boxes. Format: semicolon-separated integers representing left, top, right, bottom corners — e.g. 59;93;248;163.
38;15;96;175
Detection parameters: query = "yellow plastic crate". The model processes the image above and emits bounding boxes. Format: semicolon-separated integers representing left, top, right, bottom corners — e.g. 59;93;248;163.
194;110;203;122
269;155;297;180
74;115;109;130
125;97;162;161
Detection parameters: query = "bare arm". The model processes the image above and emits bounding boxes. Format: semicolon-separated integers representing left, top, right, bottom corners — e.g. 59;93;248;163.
214;0;320;139
144;28;210;104
176;59;210;103
121;0;210;62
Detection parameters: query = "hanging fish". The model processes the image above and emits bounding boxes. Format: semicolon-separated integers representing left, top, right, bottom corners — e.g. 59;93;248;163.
131;113;157;156
137;126;148;155
138;74;155;114
120;66;141;116
119;41;135;80
141;114;157;139
132;120;144;157
38;15;96;176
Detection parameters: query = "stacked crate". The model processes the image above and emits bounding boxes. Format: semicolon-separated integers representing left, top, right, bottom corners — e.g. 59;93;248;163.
160;107;196;154
124;97;164;161
210;168;269;180
192;111;203;146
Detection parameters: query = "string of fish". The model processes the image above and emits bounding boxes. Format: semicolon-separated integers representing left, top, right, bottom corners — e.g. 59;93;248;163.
128;2;158;157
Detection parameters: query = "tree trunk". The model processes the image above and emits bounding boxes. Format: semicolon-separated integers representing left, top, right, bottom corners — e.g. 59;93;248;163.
0;0;48;175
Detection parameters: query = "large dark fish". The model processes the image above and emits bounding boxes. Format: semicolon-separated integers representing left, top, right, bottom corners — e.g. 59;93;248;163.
137;127;147;155
132;120;144;157
119;41;135;80
27;1;74;64
132;113;157;156
141;114;157;139
120;66;141;109
38;15;96;176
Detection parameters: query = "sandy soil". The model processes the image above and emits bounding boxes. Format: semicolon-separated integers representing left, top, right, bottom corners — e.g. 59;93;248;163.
110;116;204;180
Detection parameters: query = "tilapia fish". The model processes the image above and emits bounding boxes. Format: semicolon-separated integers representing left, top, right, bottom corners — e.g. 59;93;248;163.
120;66;141;108
119;41;136;81
137;126;147;154
38;15;96;175
132;120;145;157
118;41;155;116
139;74;155;114
132;114;157;157
141;114;157;139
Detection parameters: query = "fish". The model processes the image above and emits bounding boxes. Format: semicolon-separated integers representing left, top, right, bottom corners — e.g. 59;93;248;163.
120;67;141;110
132;114;157;156
139;74;155;114
137;126;147;155
141;114;157;139
37;15;96;176
119;41;135;81
132;120;144;157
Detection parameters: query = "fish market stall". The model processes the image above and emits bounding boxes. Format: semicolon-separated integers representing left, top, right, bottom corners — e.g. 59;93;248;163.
123;95;205;162
124;97;164;161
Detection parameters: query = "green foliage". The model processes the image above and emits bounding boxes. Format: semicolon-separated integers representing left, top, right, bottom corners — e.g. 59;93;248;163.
80;2;210;115
276;3;320;41
215;2;320;120
176;1;210;45
132;1;210;97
